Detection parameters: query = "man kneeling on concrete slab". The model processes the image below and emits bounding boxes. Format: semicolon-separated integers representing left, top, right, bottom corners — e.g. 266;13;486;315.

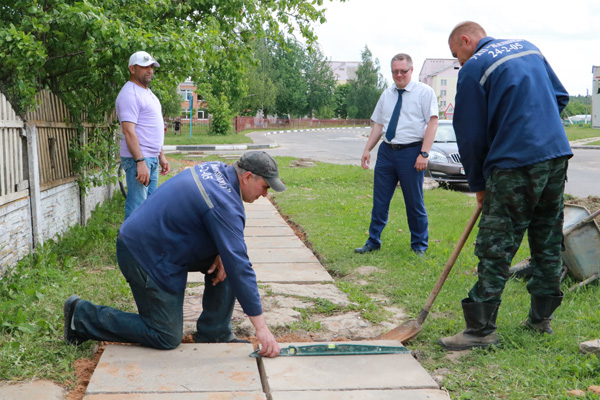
64;151;285;357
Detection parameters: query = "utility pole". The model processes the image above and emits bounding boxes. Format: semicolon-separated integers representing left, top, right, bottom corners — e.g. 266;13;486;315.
586;89;589;124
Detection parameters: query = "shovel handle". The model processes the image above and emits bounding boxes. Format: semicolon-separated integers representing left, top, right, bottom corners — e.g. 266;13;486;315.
418;205;482;323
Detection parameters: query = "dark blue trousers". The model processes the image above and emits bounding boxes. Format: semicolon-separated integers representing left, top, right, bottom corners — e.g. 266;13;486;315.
72;237;235;349
366;143;428;251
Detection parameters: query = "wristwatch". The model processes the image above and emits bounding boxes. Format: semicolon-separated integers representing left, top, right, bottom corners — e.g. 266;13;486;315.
135;157;145;163
420;151;429;158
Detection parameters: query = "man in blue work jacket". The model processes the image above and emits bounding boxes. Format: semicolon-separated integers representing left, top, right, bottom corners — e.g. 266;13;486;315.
438;22;572;351
64;151;285;357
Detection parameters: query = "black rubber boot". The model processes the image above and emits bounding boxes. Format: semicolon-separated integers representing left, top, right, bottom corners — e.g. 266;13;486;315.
525;292;563;334
438;298;500;351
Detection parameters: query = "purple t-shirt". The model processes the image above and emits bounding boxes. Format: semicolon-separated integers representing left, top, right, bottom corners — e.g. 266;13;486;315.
116;81;164;157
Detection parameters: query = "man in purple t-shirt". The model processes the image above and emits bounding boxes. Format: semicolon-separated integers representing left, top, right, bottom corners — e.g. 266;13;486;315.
116;51;171;218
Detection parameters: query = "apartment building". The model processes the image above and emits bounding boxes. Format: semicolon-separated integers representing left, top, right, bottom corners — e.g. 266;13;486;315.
328;61;361;84
418;59;460;119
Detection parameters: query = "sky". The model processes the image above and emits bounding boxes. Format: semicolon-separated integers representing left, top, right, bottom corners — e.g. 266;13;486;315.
312;0;599;96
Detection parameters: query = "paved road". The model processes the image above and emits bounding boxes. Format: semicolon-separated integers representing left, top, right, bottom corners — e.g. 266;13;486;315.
247;128;600;198
248;127;373;165
563;148;600;198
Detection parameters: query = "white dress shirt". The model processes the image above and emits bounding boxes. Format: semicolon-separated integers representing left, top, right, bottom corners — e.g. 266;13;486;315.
371;81;438;145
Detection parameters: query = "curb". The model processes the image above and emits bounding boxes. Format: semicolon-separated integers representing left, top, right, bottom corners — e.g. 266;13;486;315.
261;126;371;136
163;143;276;152
570;145;600;150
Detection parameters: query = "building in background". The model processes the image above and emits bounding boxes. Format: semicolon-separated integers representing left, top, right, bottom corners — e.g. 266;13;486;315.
178;79;208;120
593;65;600;129
418;59;460;120
328;61;361;84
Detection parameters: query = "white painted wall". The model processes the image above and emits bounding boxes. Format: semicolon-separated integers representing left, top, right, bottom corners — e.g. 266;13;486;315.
0;196;33;273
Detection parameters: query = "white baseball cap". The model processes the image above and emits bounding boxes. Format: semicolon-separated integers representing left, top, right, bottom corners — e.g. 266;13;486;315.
128;51;160;67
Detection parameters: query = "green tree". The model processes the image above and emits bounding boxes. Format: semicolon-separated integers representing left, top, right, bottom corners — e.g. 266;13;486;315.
155;84;184;119
238;39;277;117
333;83;350;118
203;90;233;136
0;0;339;186
304;46;336;118
272;37;309;118
561;97;591;119
346;46;385;119
270;37;336;118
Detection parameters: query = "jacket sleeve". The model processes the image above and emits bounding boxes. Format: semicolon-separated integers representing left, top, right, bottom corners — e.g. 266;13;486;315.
202;208;263;317
453;73;489;192
543;57;569;113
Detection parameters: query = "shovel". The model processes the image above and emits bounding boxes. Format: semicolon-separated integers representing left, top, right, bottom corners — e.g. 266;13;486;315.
379;205;482;342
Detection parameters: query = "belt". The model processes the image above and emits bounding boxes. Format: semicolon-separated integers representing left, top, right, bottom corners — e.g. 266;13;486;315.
384;141;422;150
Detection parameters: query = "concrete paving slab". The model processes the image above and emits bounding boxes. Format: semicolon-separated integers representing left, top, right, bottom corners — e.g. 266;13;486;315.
244;202;276;211
265;283;350;306
244;226;295;237
245;197;273;207
252;262;333;283
245;209;281;219
244;236;304;248
86;344;262;395
245;218;288;227
271;389;450;399
248;248;319;263
261;341;439;393
187;261;331;285
84;393;266;399
0;380;65;400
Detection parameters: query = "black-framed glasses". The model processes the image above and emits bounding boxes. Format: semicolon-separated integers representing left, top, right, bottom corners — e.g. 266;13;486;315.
391;68;412;76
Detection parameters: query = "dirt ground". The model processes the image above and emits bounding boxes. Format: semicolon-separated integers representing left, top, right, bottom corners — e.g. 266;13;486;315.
567;196;600;218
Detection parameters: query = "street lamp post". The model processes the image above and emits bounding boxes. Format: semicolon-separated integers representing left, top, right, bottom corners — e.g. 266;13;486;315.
188;95;193;139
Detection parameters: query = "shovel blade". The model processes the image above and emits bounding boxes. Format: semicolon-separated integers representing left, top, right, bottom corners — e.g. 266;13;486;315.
378;319;422;342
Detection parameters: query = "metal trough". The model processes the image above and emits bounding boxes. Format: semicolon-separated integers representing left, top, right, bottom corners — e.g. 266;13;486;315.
562;204;600;281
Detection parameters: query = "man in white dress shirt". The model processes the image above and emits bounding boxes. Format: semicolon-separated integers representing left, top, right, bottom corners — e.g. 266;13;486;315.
355;53;438;256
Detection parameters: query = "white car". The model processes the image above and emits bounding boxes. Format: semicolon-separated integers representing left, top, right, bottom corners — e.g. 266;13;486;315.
425;120;467;184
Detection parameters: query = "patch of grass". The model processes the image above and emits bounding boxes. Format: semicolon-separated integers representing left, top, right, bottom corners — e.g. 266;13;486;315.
287;313;322;332
0;195;130;384
163;129;251;146
311;298;343;315
564;124;600;141
337;281;386;324
271;158;600;399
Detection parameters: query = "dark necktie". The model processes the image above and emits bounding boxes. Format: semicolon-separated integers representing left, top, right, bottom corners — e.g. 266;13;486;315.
385;88;406;142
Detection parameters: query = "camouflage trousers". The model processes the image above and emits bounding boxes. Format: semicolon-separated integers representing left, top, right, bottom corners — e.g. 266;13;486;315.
469;156;569;304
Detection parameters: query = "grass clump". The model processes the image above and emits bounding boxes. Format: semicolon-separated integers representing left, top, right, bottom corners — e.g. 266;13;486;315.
564;124;600;141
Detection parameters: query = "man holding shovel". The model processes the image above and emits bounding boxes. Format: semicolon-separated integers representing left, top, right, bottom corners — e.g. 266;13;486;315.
438;22;572;350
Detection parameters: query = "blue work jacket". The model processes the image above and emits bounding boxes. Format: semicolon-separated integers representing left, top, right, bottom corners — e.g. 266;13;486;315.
453;36;572;192
119;162;262;316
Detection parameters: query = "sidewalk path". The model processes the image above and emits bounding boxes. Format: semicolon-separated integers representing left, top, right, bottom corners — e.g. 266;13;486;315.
80;196;451;399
